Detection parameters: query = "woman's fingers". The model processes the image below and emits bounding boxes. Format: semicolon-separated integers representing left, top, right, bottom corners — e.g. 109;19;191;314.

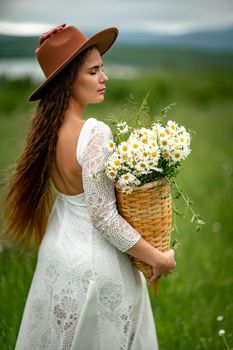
39;23;66;45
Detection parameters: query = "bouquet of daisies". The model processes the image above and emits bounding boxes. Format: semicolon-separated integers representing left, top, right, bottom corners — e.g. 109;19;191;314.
104;94;204;297
105;119;191;193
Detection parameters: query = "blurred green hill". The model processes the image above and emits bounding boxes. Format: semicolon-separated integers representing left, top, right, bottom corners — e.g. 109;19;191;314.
0;35;233;71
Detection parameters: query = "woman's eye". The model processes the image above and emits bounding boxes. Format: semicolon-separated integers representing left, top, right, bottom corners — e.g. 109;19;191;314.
90;68;104;75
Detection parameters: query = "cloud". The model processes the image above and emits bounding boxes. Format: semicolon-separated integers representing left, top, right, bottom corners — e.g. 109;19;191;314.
0;21;52;36
0;0;233;36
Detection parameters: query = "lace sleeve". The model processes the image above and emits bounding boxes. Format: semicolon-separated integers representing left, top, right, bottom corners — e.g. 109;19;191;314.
80;120;141;253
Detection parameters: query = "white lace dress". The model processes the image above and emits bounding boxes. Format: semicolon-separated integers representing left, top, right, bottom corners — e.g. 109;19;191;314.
15;117;159;350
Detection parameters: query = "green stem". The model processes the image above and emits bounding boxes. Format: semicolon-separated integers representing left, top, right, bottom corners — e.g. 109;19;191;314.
170;191;181;236
222;335;231;349
135;91;150;128
173;179;197;218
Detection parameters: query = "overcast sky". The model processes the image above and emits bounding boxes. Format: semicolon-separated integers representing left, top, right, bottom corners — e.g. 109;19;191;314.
0;0;233;36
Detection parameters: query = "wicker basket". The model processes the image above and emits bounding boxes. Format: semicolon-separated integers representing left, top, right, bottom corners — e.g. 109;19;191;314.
115;178;172;297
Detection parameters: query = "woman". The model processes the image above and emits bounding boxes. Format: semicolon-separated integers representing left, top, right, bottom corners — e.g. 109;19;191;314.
2;24;176;349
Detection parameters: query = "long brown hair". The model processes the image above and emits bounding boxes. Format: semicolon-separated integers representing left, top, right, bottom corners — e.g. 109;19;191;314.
1;45;96;252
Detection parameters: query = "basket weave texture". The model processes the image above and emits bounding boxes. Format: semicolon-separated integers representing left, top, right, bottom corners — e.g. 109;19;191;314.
115;179;172;296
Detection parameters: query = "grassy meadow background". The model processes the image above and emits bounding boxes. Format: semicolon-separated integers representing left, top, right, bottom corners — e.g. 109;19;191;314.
0;45;233;349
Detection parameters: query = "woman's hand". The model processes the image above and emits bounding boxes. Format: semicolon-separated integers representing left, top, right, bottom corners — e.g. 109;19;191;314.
148;249;176;284
35;23;66;53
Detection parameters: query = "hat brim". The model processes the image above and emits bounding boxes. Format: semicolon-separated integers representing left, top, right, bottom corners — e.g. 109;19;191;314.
29;27;118;101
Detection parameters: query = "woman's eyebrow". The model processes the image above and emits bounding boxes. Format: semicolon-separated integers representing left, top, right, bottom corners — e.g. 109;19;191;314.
88;63;104;70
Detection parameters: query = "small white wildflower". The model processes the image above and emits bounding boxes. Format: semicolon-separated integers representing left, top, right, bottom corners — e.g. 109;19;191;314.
216;315;224;321
218;329;225;336
212;222;221;233
116;121;129;134
89;172;102;180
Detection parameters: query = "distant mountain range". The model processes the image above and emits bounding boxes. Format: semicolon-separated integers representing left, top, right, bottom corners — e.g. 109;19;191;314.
0;26;233;58
118;27;233;51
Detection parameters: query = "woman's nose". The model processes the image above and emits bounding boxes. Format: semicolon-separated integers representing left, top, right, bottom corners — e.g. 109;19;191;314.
100;71;108;82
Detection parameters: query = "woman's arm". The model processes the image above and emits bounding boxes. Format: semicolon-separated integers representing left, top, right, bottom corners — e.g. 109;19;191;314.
79;120;175;271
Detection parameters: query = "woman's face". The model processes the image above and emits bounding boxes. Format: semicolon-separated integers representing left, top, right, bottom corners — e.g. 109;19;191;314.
71;48;108;107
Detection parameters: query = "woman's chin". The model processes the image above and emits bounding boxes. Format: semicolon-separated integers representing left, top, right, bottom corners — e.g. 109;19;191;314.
91;96;105;104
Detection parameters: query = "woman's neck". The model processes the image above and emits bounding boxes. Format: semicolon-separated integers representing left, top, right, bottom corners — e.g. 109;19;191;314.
65;96;86;121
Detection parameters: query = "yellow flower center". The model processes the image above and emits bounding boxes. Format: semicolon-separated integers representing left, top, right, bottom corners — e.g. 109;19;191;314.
123;145;128;151
151;151;157;157
114;160;121;166
160;132;165;137
175;153;180;158
124;175;129;180
133;143;138;149
162;140;167;146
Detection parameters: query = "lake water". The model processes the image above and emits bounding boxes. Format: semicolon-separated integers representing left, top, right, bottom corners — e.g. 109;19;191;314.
0;58;140;81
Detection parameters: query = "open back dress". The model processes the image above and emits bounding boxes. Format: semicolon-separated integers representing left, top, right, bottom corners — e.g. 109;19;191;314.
15;117;159;350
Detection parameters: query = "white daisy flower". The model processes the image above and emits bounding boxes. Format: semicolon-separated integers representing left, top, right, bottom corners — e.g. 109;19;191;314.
135;161;148;172
170;150;183;163
140;127;151;136
107;140;116;151
130;140;141;152
165;127;171;136
118;141;132;157
158;135;171;149
108;155;123;169
157;127;167;139
118;172;139;186
167;120;179;132
148;146;160;163
152;122;162;131
105;168;117;180
162;150;172;161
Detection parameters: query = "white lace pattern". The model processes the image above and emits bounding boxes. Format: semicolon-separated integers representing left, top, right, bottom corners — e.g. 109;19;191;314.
14;117;158;350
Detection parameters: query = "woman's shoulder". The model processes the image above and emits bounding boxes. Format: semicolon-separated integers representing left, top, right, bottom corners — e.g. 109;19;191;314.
87;117;112;137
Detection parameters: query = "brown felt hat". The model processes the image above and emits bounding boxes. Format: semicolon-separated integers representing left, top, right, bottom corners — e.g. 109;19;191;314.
29;25;118;101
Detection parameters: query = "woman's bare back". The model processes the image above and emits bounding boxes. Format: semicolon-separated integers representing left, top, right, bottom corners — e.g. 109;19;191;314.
51;114;85;196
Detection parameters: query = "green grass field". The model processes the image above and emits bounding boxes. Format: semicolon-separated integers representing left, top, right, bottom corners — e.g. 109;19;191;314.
0;67;233;349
